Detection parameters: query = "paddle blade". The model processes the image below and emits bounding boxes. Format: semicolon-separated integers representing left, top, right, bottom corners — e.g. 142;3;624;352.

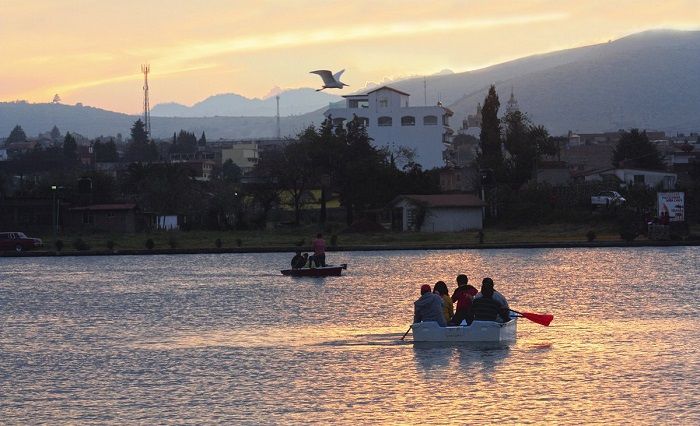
520;311;554;326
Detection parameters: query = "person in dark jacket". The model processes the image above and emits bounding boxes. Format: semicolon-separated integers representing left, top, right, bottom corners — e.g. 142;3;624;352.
449;274;478;325
467;278;511;324
291;251;305;269
414;284;446;327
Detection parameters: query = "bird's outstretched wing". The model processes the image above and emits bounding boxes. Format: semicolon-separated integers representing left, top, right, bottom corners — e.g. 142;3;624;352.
310;70;335;86
332;69;345;82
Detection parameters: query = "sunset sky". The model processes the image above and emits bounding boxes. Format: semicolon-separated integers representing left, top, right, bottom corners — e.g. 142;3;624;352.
1;0;698;114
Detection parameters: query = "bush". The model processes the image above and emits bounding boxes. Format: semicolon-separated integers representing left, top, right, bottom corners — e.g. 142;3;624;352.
330;234;338;246
168;235;177;249
73;238;90;251
54;239;64;252
586;230;596;242
235;238;242;247
215;238;222;248
145;238;155;250
106;240;115;250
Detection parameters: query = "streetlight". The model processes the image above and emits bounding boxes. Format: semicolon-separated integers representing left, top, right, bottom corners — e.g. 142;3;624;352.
51;185;64;241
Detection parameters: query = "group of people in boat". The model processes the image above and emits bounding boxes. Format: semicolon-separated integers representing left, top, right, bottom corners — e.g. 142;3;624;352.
290;233;327;269
414;274;510;326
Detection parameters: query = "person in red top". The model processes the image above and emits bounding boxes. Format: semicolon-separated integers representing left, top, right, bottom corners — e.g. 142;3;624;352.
449;274;478;325
311;233;327;267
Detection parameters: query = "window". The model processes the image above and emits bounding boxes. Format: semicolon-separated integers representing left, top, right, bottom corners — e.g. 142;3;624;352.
82;212;94;224
378;116;392;127
442;114;450;126
356;116;370;127
401;116;415;126
423;115;438;125
379;98;389;108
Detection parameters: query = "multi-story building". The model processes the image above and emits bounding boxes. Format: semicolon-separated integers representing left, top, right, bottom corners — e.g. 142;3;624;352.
324;86;453;169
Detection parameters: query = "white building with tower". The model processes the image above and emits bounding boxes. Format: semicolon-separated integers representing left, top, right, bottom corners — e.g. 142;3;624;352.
324;86;453;168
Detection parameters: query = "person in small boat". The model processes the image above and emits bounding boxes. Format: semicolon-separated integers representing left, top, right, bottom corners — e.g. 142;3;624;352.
291;251;305;269
473;276;509;312
468;278;511;323
311;233;327;267
414;284;446;327
433;281;454;323
449;274;478;325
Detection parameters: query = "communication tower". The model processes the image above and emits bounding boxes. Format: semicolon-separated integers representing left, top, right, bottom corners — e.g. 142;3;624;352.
141;64;151;136
276;95;281;139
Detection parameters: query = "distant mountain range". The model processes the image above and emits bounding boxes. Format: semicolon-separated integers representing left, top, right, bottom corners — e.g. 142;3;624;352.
1;30;698;140
150;88;342;118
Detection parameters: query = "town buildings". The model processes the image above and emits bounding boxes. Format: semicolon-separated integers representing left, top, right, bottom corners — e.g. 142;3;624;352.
324;86;453;169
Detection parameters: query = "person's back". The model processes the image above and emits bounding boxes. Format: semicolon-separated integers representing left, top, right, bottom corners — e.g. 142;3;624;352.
291;252;305;269
414;284;446;327
468;278;510;323
311;233;327;267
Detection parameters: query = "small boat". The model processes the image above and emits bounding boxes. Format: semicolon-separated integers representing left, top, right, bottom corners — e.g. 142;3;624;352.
281;264;347;277
410;318;517;343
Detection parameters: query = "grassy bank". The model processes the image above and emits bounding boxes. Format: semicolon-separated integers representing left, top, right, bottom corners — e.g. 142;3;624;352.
37;222;639;253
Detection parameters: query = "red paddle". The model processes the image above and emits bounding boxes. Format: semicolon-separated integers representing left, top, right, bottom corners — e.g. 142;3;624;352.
510;309;553;326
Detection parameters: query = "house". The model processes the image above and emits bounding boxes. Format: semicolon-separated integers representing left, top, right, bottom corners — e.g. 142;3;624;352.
68;203;146;233
220;142;259;174
324;86;454;168
579;168;677;190
390;194;485;232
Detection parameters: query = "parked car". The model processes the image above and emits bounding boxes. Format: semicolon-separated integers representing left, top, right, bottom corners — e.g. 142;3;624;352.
591;191;626;206
0;232;43;252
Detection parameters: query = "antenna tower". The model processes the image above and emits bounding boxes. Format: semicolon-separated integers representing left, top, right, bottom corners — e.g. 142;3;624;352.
276;95;281;139
141;64;151;136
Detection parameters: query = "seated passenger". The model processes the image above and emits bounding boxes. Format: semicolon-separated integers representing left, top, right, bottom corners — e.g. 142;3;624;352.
474;276;509;312
433;281;454;324
414;284;446;327
449;274;478;325
468;278;510;323
291;251;305;269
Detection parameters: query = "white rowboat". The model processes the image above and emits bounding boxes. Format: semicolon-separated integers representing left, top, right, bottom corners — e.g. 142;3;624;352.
411;318;517;343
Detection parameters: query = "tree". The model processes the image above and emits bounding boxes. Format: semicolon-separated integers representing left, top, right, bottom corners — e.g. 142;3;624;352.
125;119;158;163
476;85;503;174
93;138;118;162
221;159;242;183
50;126;62;142
612;129;664;170
62;132;78;162
170;130;198;154
6;125;27;145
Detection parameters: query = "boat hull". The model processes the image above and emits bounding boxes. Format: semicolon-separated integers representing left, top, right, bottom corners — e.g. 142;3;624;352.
281;265;345;277
411;319;517;343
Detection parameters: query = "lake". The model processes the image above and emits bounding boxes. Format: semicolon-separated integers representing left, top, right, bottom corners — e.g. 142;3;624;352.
1;247;698;424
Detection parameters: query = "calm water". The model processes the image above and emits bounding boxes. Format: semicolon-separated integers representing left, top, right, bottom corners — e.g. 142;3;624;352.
1;247;699;424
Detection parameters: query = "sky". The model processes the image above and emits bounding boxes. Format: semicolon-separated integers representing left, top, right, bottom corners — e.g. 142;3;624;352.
1;0;698;114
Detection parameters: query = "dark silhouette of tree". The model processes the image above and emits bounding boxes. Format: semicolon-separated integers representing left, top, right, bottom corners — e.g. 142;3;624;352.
62;132;78;162
477;85;503;174
125;119;158;162
93;138;118;162
50;126;62;142
612;129;664;170
221;159;242;183
170;130;198;153
502;111;555;189
6;125;27;145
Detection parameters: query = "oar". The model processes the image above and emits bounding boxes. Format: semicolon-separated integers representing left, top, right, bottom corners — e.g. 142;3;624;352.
400;325;412;340
510;309;553;326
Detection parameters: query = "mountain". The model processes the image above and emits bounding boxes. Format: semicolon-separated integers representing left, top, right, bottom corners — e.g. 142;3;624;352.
1;30;698;140
387;30;700;134
150;88;342;117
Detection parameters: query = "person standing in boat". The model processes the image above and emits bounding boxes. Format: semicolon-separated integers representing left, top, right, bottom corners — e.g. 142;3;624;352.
311;233;327;267
449;274;478;325
414;284;446;327
433;281;454;324
468;277;511;323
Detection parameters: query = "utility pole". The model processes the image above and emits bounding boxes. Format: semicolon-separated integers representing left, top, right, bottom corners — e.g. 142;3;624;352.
276;95;281;139
141;64;151;137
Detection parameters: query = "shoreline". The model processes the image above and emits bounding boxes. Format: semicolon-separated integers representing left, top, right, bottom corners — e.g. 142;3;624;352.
2;239;698;257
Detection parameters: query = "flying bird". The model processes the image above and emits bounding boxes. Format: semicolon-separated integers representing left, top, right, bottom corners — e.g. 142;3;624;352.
310;69;349;91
